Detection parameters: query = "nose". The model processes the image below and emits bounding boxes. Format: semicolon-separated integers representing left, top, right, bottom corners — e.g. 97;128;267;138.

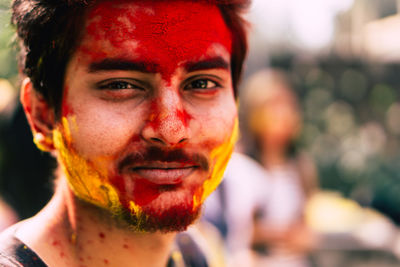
141;89;191;146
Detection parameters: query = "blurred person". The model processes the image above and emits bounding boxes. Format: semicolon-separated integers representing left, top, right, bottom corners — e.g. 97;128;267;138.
203;152;270;267
0;0;250;266
243;69;319;267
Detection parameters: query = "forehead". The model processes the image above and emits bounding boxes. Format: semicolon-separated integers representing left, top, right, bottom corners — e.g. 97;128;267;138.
77;0;232;67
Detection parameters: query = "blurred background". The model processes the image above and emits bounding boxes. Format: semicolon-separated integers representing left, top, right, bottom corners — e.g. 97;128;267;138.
245;0;400;227
1;0;400;266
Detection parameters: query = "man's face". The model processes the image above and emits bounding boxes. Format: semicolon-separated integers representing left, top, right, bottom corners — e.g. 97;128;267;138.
54;0;237;232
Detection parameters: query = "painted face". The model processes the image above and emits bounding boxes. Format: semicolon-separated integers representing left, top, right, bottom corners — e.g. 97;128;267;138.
53;0;238;232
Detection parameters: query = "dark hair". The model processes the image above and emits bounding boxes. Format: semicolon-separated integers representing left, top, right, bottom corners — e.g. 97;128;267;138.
11;0;250;117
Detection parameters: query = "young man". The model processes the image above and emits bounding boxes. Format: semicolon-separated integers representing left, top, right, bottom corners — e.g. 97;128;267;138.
0;0;249;266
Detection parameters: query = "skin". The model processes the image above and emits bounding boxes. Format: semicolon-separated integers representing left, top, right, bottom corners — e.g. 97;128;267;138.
17;1;237;266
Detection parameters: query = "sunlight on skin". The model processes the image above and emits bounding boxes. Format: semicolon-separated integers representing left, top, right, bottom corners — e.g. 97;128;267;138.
30;1;239;232
52;117;122;213
49;116;238;221
193;118;239;210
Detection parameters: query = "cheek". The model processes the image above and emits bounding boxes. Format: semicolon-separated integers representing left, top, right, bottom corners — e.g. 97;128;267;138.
195;101;237;147
66;105;143;157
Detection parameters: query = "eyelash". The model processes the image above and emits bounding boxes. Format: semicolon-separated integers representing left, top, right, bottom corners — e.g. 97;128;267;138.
96;76;222;93
184;78;221;91
97;79;144;91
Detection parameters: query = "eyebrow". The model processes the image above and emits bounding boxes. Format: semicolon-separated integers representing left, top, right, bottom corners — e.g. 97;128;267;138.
88;59;158;73
87;56;230;74
184;57;230;72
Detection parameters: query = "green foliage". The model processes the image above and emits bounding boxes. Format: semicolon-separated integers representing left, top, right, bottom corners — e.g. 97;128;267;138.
0;7;17;82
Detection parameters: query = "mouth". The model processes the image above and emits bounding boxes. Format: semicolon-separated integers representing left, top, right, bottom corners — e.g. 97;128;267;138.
127;162;198;185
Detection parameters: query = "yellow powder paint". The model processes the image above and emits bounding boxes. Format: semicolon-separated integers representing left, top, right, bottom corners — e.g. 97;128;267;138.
33;133;53;152
53;117;122;212
129;200;143;214
192;118;239;210
52;115;238;218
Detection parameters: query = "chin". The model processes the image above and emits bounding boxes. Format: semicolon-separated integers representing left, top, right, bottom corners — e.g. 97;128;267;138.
114;189;202;233
120;201;201;233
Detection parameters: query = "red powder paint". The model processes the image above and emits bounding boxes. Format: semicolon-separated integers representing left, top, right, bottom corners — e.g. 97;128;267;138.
175;109;192;128
81;1;232;83
145;100;192;144
146;100;162;131
129;134;141;143
132;179;160;207
110;174;160;208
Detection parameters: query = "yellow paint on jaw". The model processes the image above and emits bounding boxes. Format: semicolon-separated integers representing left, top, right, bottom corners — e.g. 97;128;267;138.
129;200;143;215
52;115;238;218
192;117;239;210
53;116;122;213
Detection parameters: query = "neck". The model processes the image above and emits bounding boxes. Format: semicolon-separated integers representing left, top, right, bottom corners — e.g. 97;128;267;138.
16;177;176;267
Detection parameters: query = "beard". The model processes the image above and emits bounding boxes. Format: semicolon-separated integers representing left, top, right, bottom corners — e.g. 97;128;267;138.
115;200;202;233
54;117;237;233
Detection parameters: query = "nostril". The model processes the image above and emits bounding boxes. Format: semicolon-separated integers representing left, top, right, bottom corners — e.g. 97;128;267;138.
150;137;165;144
178;138;188;144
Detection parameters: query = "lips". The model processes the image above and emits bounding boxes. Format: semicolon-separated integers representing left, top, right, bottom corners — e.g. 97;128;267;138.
132;166;196;184
117;147;209;186
125;161;198;185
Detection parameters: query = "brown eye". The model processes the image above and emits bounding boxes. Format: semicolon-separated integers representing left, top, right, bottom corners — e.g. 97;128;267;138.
98;79;144;91
185;79;219;90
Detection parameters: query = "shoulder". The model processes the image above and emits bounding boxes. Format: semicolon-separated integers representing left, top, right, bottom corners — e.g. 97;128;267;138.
0;224;46;267
0;224;24;267
175;223;224;267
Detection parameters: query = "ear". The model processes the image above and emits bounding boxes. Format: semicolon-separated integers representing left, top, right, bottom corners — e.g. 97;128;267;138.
20;78;55;152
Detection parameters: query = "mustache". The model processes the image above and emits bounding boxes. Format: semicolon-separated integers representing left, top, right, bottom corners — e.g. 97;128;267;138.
118;146;209;171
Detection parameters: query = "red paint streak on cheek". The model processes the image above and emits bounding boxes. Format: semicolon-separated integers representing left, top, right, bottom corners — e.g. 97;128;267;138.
61;86;74;117
176;109;192;127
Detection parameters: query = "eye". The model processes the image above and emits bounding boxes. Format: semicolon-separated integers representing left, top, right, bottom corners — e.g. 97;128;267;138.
184;78;220;90
95;78;147;101
98;79;144;91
